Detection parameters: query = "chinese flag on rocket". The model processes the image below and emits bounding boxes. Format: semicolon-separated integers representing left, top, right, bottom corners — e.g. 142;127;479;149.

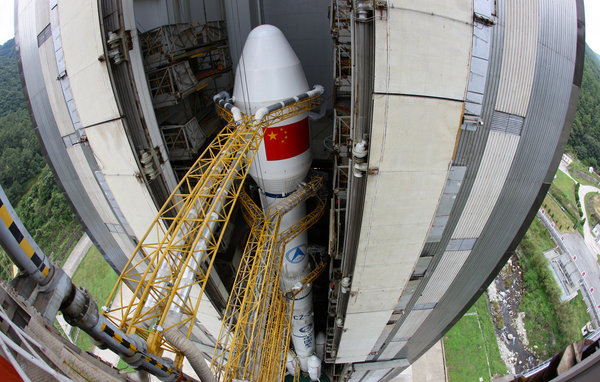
263;118;310;161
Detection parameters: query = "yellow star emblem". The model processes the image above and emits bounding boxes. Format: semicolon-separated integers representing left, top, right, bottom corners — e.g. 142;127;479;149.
268;131;278;140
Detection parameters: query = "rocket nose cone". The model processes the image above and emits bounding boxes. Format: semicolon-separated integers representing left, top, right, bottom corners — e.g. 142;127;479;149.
241;25;299;69
247;24;285;41
233;24;308;110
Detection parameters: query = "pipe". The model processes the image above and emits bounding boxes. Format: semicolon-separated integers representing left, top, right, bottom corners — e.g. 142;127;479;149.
213;91;243;122
0;186;53;285
163;318;217;382
62;286;199;382
137;370;150;382
254;85;325;122
0;184;199;382
332;3;375;357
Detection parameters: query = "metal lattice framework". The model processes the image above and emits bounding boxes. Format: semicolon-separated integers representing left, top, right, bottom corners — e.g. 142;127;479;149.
103;94;321;364
211;177;326;382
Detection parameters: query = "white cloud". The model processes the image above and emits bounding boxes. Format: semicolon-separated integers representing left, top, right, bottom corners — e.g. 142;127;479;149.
585;0;600;54
0;1;14;45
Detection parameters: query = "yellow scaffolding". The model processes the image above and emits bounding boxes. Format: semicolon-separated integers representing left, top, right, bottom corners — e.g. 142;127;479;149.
102;93;321;364
211;177;326;382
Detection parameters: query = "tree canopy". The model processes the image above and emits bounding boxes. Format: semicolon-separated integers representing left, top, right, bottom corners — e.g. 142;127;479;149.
0;39;81;279
567;45;600;167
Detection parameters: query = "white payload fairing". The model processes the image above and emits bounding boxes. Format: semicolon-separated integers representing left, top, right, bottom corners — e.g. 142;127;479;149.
233;25;318;374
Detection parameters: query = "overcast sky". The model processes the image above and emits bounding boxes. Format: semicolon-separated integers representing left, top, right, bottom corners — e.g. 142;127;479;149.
0;1;599;53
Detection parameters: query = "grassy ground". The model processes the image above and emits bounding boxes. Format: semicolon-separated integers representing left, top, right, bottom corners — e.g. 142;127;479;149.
518;220;590;359
548;171;580;227
525;218;556;251
542;195;576;232
554;170;578;206
71;245;119;352
444;295;506;382
585;192;600;228
569;292;592;330
117;359;135;372
569;161;600;186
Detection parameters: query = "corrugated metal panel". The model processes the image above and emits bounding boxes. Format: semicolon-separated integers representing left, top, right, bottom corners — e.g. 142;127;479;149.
452;132;520;238
447;238;477;251
496;0;539;116
490;111;524;135
399;0;580;364
416;251;471;305
395;309;432;340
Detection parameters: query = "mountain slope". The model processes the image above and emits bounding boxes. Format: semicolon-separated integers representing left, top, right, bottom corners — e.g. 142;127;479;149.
567;45;600;166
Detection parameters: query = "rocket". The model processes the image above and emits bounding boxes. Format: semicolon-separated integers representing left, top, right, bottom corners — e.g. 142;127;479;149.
233;25;318;374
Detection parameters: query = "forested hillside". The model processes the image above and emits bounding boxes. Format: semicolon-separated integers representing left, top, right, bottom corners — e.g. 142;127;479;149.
567;45;600;166
0;38;81;279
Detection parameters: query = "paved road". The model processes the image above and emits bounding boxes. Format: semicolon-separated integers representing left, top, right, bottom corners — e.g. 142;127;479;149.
559;159;575;181
538;210;600;326
62;233;92;277
393;341;446;382
579;184;600;256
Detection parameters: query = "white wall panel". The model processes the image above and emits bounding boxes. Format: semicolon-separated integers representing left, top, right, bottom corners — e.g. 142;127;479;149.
353;97;462;296
369;96;464;173
496;0;539;116
374;5;472;100
452;131;520;238
395;310;432;339
337;311;392;362
379;340;408;361
66;146;119;224
111;231;137;259
416;250;471;305
348;371;368;382
38;40;76;137
363;368;393;382
86;122;160;241
341;1;474;362
389;0;472;23
34;0;50;32
59;0;120;127
341;94;463;360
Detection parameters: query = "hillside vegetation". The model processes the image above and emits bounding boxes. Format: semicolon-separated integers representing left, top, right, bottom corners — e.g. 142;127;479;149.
567;45;600;167
0;38;81;279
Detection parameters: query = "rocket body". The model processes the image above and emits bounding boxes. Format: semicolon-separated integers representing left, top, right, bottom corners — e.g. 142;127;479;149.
233;25;316;371
233;24;311;195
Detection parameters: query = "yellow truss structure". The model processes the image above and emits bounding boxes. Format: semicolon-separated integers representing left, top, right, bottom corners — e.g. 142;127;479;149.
211;177;326;382
102;94;321;363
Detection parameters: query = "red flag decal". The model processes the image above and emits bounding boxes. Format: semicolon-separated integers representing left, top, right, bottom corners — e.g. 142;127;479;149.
263;118;310;161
